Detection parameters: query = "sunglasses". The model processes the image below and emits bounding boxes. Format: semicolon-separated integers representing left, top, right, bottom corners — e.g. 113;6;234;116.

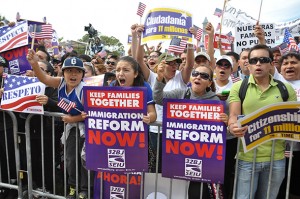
148;55;158;59
249;57;272;65
106;61;115;66
217;62;231;68
191;71;211;80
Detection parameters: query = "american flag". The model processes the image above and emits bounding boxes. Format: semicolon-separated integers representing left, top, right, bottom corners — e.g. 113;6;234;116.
29;24;52;39
57;98;77;113
278;43;289;55
0;75;45;113
283;28;299;52
214;8;223;17
196;27;203;41
230;74;241;83
226;31;234;43
136;2;146;17
0;20;28;52
168;37;187;53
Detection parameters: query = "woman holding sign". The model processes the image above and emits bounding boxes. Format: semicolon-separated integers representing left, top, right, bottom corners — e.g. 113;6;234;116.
153;64;229;199
110;55;157;124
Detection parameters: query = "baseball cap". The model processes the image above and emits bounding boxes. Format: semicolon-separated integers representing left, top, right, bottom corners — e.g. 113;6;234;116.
195;52;211;62
0;55;8;67
158;53;182;64
216;55;233;68
61;57;85;71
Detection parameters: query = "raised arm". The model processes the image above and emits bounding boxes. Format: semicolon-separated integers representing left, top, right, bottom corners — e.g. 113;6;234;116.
206;22;216;70
27;49;61;88
130;24;139;59
254;22;266;45
181;43;194;84
135;25;151;80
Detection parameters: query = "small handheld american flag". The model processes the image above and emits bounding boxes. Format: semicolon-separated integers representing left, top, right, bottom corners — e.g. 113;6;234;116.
168;37;187;53
136;2;146;17
57;98;78;113
195;28;203;41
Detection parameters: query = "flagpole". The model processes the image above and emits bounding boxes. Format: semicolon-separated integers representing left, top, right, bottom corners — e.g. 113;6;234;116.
31;24;37;49
219;0;228;36
257;0;263;23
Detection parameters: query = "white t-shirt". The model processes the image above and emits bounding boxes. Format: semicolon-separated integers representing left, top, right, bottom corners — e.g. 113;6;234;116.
214;80;233;94
148;70;187;133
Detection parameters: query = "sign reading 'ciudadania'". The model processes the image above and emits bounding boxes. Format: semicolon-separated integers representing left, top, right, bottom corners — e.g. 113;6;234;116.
162;99;226;184
142;7;193;43
83;86;148;173
238;102;300;152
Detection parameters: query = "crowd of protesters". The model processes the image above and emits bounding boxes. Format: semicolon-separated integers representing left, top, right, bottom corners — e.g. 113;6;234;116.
0;18;300;199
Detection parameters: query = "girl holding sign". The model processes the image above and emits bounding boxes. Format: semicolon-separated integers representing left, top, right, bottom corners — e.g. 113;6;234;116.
110;56;157;124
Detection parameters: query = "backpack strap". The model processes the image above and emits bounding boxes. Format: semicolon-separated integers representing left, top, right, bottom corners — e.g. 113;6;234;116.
238;78;249;104
273;79;289;102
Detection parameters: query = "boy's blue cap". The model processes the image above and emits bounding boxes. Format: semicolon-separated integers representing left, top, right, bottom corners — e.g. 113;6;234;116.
62;57;85;71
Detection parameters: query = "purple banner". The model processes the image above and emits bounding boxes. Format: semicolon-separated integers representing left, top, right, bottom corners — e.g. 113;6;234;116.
83;86;148;172
0;45;32;75
142;8;193;43
162;99;226;183
93;172;142;199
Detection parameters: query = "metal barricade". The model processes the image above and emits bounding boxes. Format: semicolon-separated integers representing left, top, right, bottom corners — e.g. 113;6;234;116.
0;110;295;199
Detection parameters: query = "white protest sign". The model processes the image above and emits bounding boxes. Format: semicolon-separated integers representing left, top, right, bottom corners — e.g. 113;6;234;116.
234;23;276;53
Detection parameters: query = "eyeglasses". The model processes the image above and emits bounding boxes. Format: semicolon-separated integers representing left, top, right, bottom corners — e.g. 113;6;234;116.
148;55;158;59
191;71;211;80
106;61;115;65
249;57;272;65
217;62;231;68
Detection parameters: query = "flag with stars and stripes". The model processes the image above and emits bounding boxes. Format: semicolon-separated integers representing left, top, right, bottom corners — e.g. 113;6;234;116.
168;37;187;53
0;74;45;114
283;28;299;52
57;98;77;113
196;27;203;41
0;20;28;53
214;8;223;17
29;24;52;39
136;2;146;17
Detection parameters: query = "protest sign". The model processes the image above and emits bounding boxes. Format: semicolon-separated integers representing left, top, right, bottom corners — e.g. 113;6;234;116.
1;74;45;114
141;7;193;44
0;20;28;53
83;86;148;172
0;45;32;75
83;74;105;86
234;23;276;53
93;171;141;199
238;102;300;152
162;99;226;183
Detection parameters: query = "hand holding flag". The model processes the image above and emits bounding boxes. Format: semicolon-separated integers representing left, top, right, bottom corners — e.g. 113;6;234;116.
57;98;81;113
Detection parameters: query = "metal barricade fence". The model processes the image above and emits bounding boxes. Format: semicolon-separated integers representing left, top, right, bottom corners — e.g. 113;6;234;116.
0;110;295;199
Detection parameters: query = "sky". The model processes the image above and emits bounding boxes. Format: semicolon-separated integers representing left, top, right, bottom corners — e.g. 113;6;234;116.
1;0;300;52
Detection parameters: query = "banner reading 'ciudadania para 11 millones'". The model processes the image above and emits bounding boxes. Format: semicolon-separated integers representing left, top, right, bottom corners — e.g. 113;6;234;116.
83;86;148;173
141;7;193;44
162;99;226;183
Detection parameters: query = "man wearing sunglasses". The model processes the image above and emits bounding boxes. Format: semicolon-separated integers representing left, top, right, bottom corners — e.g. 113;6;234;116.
228;44;297;199
105;55;118;73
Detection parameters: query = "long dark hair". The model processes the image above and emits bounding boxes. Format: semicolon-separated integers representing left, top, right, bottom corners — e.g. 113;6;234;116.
114;56;145;87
